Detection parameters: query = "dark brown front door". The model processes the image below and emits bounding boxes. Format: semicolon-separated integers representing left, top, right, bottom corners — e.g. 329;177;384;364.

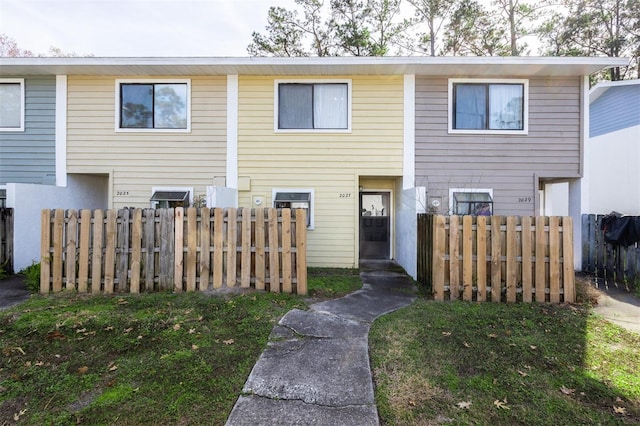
359;192;390;259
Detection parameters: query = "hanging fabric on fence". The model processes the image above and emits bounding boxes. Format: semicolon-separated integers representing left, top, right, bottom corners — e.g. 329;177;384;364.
600;212;640;247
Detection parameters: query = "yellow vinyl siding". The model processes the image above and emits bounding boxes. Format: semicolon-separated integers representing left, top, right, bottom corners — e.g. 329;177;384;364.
67;76;227;208
238;75;404;267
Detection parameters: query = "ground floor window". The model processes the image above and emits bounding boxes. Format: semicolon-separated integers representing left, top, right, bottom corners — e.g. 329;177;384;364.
272;189;313;228
150;187;192;209
450;188;493;216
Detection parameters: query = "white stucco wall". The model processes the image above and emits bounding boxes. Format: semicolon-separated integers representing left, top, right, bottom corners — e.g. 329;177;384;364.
7;174;108;271
586;125;640;215
395;185;426;279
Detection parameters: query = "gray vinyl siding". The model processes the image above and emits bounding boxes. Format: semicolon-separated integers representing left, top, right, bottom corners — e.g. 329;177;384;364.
590;84;640;138
0;76;56;185
415;76;582;216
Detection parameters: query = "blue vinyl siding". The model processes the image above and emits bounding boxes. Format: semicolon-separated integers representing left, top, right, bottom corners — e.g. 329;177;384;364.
590;84;640;138
0;76;56;185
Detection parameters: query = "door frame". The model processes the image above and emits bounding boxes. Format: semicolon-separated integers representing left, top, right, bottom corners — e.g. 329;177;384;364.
358;188;393;260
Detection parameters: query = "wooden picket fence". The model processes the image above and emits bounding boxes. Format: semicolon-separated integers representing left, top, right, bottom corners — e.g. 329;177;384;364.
40;207;307;295
582;214;640;286
0;208;13;273
417;215;575;303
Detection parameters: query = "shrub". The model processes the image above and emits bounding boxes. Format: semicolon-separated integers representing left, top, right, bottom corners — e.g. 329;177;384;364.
20;262;41;293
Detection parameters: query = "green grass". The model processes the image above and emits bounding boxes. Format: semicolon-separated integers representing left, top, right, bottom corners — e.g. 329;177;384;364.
0;267;360;425
307;267;361;299
370;300;640;425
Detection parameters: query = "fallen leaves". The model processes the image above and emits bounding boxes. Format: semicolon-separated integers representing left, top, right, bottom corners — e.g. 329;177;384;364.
456;401;472;409
77;366;89;375
223;339;235;345
493;398;510;410
613;406;626;415
2;346;26;356
560;386;575;395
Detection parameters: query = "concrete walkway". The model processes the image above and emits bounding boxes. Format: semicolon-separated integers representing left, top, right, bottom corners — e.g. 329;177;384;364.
0;275;30;310
225;260;417;426
591;283;640;334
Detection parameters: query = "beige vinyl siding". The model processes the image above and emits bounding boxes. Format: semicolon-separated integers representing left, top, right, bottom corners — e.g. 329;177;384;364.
238;75;404;267
67;76;227;208
415;76;581;216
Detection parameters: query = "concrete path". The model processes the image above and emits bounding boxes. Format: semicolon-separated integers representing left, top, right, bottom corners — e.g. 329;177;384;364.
225;260;417;426
591;283;640;334
0;275;30;310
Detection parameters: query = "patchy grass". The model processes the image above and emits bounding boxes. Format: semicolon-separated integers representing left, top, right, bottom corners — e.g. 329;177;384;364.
370;301;640;425
0;290;305;425
307;267;361;300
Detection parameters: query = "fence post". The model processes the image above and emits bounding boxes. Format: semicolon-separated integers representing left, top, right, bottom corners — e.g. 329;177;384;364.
40;209;51;294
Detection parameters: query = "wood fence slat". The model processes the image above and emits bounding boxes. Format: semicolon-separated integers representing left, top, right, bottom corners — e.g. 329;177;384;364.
226;208;238;288
433;215;446;301
255;208;266;291
521;216;533;303
462;215;473;301
65;209;78;291
213;208;224;289
159;209;174;291
240;208;251;288
104;210;117;294
506;216;517;303
268;208;280;293
52;209;64;292
490;216;502;302
174;207;184;292
562;216;575;303
186;207;197;292
117;208;130;292
199;207;211;291
281;209;292;294
476;215;487;302
77;209;91;293
40;209;51;294
549;216;561;303
130;209;142;294
295;209;307;295
144;209;155;292
91;210;104;293
535;216;547;302
449;215;460;300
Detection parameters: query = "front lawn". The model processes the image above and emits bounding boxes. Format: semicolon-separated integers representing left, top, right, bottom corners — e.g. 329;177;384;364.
370;300;640;425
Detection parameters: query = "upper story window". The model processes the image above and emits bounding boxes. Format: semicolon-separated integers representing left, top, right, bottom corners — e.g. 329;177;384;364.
275;80;351;132
0;79;25;132
449;79;528;135
116;79;190;132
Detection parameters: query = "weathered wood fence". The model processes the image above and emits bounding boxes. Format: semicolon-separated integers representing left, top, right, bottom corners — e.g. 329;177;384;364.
40;207;307;295
0;208;13;273
582;214;640;286
417;215;575;303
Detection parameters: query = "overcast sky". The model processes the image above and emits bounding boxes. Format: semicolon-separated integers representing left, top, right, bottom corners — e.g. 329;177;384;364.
0;0;299;57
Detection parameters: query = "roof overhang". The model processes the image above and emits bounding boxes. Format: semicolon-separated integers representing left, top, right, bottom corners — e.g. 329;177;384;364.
589;78;640;103
0;56;630;78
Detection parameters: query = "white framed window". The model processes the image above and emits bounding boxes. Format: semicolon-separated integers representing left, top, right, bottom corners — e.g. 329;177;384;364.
274;79;351;132
0;79;25;132
150;186;193;209
272;188;314;229
449;188;494;216
449;79;528;135
115;79;191;132
0;186;6;208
